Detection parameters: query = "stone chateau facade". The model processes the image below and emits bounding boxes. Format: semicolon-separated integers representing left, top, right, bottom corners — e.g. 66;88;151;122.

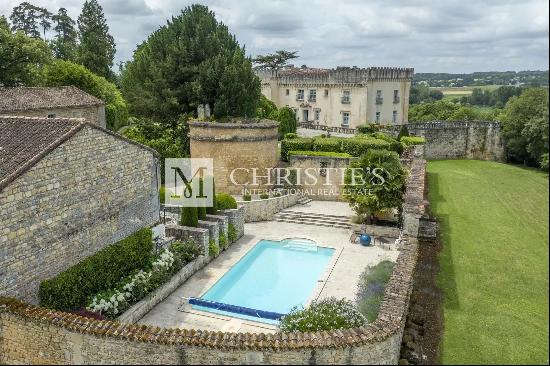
0;86;106;128
0;116;160;303
257;66;414;128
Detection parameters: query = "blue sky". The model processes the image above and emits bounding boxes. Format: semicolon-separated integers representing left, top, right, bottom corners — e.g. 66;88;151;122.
1;0;548;73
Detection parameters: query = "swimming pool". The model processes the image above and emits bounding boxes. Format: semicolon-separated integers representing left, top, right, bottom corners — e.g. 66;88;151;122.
192;238;335;323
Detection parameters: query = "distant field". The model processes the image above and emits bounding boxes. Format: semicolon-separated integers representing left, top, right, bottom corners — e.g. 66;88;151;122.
433;85;504;102
428;160;549;364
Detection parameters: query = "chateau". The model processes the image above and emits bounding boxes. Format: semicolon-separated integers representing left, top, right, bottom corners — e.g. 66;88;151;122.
257;67;414;128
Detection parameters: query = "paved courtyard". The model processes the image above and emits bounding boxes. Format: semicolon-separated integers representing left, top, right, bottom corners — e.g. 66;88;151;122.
138;201;399;333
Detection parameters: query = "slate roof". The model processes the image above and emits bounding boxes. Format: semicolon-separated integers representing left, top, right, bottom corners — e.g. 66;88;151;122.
0;116;158;193
0;86;104;112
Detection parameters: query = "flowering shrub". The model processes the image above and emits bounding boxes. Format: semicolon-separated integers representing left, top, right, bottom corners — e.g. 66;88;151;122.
279;297;366;332
86;238;201;319
356;260;395;322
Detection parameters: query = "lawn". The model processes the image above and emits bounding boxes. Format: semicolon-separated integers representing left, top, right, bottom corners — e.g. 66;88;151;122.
427;160;549;364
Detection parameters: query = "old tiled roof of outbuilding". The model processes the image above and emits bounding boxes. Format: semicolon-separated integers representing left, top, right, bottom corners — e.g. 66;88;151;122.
0;86;104;112
0;116;158;192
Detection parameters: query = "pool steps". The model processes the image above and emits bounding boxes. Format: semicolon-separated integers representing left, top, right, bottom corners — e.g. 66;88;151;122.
273;210;352;229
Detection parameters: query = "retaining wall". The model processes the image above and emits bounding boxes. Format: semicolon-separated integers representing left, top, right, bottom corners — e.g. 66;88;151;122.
237;193;300;222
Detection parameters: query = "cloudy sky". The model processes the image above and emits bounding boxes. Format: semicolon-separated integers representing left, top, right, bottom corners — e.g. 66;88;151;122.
1;0;548;73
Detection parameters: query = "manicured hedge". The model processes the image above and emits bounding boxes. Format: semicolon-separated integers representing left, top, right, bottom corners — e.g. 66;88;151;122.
39;228;153;311
281;138;314;161
340;137;390;156
312;137;343;153
370;132;405;155
288;150;352;158
401;136;426;146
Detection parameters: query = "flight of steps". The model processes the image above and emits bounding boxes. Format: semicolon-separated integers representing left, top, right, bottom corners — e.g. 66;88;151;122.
297;196;313;205
273;210;352;229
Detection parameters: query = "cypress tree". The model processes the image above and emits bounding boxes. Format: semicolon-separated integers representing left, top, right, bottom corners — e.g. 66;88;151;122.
77;0;116;79
181;206;198;227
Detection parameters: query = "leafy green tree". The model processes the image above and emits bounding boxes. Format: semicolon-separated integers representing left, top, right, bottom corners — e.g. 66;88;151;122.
253;50;299;71
120;5;260;124
256;94;278;119
51;8;77;60
276;106;297;138
409;100;493;122
501;88;549;167
0;18;52;86
41;60;128;130
343;149;407;221
77;0;116;80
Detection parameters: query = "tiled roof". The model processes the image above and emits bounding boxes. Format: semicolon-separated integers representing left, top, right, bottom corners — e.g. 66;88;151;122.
0;86;104;112
0;116;158;192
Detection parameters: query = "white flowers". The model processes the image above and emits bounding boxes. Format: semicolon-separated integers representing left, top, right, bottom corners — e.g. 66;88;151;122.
87;249;175;318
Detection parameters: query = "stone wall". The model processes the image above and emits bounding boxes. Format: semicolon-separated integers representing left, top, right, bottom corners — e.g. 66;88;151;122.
288;154;357;201
219;206;245;240
0;126;160;303
402;146;428;237
385;121;505;161
188;120;279;195
1;105;106;128
237;193;300;222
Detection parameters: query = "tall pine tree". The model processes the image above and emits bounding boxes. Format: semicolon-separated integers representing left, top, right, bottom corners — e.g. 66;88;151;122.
77;0;116;80
10;2;41;38
51;8;77;60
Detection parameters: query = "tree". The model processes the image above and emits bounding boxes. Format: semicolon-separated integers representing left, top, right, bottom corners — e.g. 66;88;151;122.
181;206;198;227
10;2;41;38
41;60;128;130
276;106;297;138
501;88;549;167
51;8;77;60
256;94;278;119
77;0;116;80
253;50;299;72
0;18;52;86
120;4;260;124
37;7;52;40
343;149;407;221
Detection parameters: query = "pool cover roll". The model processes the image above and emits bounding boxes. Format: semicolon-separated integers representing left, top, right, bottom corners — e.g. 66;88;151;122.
188;297;285;321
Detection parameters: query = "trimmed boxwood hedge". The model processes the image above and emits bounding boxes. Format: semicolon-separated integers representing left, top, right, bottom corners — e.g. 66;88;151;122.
340;137;390;156
216;193;237;210
288;150;352;158
281;138;314;161
39;228;153;311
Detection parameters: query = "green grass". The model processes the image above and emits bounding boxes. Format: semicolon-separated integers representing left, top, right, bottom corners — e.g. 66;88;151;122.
427;160;549;364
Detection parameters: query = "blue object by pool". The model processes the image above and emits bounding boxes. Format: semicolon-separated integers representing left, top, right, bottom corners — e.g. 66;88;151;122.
192;239;335;323
188;297;285;321
360;234;372;246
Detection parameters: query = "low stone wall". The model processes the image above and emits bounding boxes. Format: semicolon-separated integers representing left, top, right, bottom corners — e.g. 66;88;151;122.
165;225;209;256
205;214;228;235
402;146;428;237
220;205;245;239
237;193;300;222
198;220;220;245
117;255;210;324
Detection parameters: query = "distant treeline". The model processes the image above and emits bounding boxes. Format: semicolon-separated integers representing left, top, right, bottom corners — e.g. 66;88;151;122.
413;71;549;87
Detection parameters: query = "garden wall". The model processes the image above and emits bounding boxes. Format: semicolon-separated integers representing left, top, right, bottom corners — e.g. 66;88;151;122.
237;193;300;222
384;121;505;161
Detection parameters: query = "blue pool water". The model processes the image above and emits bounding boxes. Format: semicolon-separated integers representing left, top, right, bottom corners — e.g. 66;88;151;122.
192;239;335;323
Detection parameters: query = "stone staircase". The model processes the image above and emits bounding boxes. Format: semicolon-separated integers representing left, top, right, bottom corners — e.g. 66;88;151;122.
297;196;313;205
273;210;352;229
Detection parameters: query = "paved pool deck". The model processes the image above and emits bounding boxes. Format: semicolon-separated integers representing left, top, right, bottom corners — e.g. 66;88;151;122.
138;201;399;333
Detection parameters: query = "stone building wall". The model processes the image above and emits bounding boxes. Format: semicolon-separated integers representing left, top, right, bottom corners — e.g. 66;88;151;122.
188;120;279;195
288;154;357;201
0;126;160;304
1;105;106;128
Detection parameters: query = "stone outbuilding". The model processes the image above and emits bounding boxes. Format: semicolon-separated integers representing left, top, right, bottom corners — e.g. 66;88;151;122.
0;116;160;303
0;86;106;128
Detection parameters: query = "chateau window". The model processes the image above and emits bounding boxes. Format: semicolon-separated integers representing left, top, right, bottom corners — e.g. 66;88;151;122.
393;90;400;103
314;109;321;123
342;112;350;126
47;113;56;118
324;89;329;97
297;89;304;101
392;110;398;123
286;89;290;95
376;90;383;105
375;112;381;123
308;89;317;102
341;90;351;104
